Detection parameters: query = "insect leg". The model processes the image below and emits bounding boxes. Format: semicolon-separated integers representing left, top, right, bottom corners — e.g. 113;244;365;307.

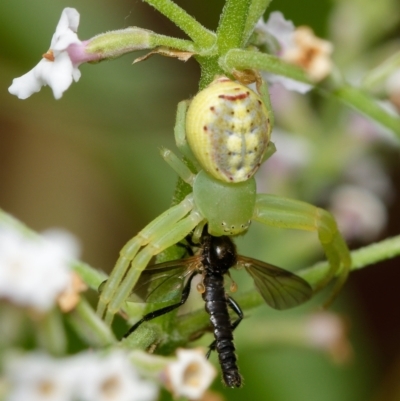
173;100;200;168
123;272;197;338
206;296;243;358
227;296;244;330
175;227;204;256
175;240;194;257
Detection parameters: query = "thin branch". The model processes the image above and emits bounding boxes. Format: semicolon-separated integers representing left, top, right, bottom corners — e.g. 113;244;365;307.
142;0;215;47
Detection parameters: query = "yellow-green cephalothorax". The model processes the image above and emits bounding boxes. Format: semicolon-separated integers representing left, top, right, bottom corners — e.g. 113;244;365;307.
186;76;272;183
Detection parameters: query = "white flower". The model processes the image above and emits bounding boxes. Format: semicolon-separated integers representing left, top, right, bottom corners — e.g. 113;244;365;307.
75;351;158;401
5;353;75;401
4;351;159;401
41;228;81;258
284;26;333;81
164;348;216;400
8;8;83;99
256;12;333;93
0;226;78;311
255;11;296;55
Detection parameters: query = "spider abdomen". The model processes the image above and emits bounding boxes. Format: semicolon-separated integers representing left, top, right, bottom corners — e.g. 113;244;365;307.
186;76;271;183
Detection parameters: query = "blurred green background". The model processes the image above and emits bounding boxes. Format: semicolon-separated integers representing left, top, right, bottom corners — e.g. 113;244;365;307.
1;1;400;400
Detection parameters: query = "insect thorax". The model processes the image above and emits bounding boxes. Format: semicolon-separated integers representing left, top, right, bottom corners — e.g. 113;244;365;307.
202;234;237;275
186;77;271;183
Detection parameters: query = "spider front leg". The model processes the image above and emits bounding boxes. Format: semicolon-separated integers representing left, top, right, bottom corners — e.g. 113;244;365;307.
97;194;203;324
174;100;200;168
253;194;351;306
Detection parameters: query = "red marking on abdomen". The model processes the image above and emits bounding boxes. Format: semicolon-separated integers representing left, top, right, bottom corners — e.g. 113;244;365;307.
218;92;249;101
217;78;231;83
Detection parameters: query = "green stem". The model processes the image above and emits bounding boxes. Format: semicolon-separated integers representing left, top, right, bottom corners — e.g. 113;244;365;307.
197;56;225;89
142;0;215;47
122;321;164;351
66;299;116;347
150;33;195;51
87;28;197;60
35;309;67;356
332;85;400;137
222;48;311;82
0;208;35;238
300;235;400;284
361;51;400;91
72;261;107;291
242;0;272;44
216;0;251;52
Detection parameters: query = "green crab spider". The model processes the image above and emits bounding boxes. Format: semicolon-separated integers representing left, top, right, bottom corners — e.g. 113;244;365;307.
97;76;351;324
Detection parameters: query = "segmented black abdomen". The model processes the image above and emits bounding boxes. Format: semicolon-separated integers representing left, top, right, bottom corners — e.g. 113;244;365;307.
202;271;242;388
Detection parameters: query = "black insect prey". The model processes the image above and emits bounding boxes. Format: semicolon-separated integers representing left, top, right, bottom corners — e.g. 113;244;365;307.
123;229;312;388
200;233;242;387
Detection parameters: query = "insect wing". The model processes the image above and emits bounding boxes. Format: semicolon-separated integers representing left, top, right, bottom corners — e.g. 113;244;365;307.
238;256;312;310
129;256;199;304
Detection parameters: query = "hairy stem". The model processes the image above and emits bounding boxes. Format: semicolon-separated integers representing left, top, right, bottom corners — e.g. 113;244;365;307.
300;235;400;284
142;0;215;47
67;299;116;347
222;48;310;82
332;85;400;137
217;0;251;52
242;0;272;44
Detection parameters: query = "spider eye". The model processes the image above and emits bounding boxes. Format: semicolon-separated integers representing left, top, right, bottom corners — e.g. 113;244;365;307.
186;76;272;183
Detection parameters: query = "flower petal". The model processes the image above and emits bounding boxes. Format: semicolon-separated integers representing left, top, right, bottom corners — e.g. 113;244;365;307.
261;11;296;53
8;65;45;99
165;348;216;400
9;8;83;99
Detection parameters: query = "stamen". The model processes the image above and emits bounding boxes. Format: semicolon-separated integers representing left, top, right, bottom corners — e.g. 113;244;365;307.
42;50;55;61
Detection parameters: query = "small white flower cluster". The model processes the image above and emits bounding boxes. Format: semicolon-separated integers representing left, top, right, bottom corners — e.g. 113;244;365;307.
283;26;333;81
5;351;158;401
8;8;85;99
164;348;216;400
256;12;333;93
0;225;79;312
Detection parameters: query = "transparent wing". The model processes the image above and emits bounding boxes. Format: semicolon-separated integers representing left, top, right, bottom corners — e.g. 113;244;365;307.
238;255;312;310
129;256;200;304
